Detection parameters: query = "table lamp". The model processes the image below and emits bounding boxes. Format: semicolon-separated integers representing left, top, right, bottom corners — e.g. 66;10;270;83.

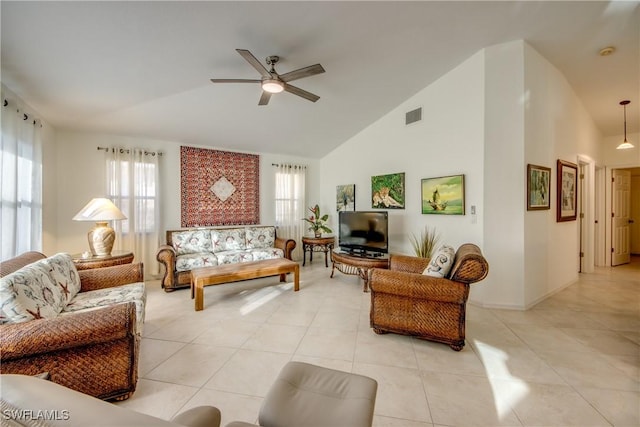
73;198;127;256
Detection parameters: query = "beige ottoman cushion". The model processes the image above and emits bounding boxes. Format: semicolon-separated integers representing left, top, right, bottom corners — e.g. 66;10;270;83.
258;361;377;427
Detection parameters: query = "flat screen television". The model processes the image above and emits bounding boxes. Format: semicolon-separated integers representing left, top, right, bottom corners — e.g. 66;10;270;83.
338;211;388;256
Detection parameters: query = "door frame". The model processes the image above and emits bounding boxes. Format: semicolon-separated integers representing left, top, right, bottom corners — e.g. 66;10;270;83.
605;163;640;266
577;156;595;273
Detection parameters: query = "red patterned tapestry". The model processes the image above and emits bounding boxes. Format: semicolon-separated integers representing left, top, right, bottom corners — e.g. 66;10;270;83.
181;146;260;227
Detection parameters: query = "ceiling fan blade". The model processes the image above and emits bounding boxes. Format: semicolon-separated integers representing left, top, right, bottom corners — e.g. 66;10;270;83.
279;64;325;82
236;49;272;78
210;79;261;83
284;83;320;102
258;91;272;106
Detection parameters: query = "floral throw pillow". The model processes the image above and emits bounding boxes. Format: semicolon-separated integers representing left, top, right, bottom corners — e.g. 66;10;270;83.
423;245;456;278
0;257;69;324
212;228;246;252
172;230;213;255
44;253;81;301
246;227;276;249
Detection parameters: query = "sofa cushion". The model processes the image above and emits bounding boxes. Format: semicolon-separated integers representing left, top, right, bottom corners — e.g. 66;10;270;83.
215;250;254;265
423;245;456;278
212;228;246;252
249;248;285;261
62;282;146;334
172;229;213;255
0;253;79;324
246;226;276;250
176;253;218;272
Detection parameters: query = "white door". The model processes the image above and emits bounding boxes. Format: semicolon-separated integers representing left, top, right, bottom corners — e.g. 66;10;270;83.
612;169;631;266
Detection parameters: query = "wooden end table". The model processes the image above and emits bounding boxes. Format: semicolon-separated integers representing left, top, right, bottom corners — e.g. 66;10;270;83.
330;249;389;292
71;250;134;270
301;236;335;267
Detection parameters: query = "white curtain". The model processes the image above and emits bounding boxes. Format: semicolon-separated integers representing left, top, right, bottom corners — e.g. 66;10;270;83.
106;147;162;278
1;91;43;260
274;164;306;261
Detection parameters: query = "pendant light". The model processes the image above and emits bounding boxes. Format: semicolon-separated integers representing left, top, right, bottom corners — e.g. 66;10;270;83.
616;100;634;150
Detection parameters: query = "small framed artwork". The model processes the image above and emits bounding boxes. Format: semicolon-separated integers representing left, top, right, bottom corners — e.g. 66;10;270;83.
371;172;405;209
336;184;356;211
527;164;551;211
421;174;465;215
556;159;578;222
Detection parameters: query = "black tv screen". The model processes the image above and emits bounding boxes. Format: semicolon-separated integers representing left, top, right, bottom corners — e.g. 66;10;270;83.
338;211;388;255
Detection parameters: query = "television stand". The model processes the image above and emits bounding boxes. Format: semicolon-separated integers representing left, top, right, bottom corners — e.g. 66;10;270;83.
330;249;389;292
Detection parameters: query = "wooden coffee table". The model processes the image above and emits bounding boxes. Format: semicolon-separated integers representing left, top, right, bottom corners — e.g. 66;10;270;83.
331;250;389;292
190;258;299;311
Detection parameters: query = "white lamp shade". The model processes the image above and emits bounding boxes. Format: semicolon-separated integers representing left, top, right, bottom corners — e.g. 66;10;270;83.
73;198;127;221
616;139;634;150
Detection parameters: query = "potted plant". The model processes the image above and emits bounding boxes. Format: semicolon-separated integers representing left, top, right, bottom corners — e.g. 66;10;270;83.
303;204;332;238
410;226;441;258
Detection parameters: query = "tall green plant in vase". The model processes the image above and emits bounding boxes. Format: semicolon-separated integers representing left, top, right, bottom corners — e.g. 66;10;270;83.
410;226;441;258
303;204;332;238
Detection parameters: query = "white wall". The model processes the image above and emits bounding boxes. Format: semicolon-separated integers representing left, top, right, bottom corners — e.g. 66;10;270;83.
52;130;319;255
320;51;486;258
480;41;526;308
521;43;602;307
41;121;58;255
320;40;606;310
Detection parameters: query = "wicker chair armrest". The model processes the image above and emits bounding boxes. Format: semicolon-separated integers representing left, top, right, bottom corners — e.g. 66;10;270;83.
0;302;136;361
369;269;468;304
275;237;297;260
79;263;144;292
448;244;489;284
389;254;431;274
156;244;176;266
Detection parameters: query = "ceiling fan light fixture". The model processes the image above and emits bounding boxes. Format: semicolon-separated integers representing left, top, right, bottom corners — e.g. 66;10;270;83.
616;100;634;150
262;79;284;94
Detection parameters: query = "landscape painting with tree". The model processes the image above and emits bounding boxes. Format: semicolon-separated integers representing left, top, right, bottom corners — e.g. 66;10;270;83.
527;164;551;211
336;184;356;211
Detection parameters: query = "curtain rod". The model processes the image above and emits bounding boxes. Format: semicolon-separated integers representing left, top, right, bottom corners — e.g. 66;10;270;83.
3;98;42;127
97;146;163;156
271;163;306;168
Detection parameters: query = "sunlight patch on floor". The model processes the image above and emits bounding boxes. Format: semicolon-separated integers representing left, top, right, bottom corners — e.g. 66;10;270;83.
473;340;530;418
239;286;284;315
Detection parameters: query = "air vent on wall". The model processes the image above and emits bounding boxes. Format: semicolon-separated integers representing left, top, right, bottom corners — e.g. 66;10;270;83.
405;107;422;125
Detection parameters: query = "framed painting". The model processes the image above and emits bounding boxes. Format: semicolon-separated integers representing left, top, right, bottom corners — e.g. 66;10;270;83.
527;164;551;211
557;159;578;222
371;172;405;209
336;184;356;212
421;174;465;215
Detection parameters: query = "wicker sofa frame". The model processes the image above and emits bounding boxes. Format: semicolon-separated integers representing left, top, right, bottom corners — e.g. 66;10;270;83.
156;226;297;292
369;243;489;351
0;251;144;401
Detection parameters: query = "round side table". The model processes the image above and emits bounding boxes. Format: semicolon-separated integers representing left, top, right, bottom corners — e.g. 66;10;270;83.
301;236;335;267
71;250;134;270
330;249;389;292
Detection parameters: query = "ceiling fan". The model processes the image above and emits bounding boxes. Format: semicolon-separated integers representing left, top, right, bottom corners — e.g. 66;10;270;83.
210;49;325;105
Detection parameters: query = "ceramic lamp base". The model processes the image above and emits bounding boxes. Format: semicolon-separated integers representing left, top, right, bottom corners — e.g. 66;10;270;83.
88;221;115;256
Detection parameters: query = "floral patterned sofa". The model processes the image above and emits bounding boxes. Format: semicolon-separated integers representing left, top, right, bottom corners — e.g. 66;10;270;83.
0;251;146;400
156;225;296;291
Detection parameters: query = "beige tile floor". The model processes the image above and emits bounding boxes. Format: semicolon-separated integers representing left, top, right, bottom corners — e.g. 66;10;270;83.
117;256;640;427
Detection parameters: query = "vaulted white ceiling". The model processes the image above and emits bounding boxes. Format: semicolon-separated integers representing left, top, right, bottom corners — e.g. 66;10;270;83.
2;1;638;158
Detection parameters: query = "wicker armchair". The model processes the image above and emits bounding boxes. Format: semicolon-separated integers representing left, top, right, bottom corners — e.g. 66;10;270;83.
369;244;489;351
0;251;144;401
